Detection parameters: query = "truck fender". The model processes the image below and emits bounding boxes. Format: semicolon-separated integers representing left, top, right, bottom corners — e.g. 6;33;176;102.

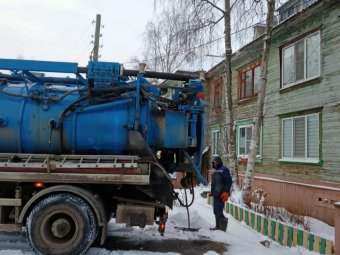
18;185;108;244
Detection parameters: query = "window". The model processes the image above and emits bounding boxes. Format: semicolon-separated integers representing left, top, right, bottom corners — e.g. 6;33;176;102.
237;122;262;158
213;78;223;108
239;64;261;100
222;126;228;155
211;125;228;156
281;113;319;162
303;0;317;8
282;31;320;87
211;130;220;155
287;5;295;17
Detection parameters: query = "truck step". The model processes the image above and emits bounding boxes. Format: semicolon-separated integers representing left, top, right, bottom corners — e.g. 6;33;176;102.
0;198;21;206
0;224;21;232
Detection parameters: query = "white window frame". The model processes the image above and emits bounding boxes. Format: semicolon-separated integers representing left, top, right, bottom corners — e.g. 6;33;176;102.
211;129;220;156
280;113;320;163
237;123;262;158
281;31;320;88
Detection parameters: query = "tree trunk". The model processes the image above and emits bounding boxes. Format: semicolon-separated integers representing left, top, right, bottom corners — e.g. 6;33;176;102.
224;0;239;186
242;0;276;206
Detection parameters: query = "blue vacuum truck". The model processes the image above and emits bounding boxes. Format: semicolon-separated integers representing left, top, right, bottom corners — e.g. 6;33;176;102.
0;58;207;255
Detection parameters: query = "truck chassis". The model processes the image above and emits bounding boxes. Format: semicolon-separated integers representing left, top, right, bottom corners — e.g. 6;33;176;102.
0;153;168;254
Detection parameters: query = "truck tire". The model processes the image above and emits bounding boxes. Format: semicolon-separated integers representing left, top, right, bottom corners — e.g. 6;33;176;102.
27;193;98;255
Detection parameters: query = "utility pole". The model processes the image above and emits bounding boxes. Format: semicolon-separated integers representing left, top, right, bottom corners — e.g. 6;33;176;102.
92;14;101;61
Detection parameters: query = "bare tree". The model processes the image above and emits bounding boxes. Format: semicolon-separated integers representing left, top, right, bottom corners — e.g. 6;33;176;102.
143;0;280;195
223;0;238;186
142;1;222;72
144;0;241;186
241;0;276;206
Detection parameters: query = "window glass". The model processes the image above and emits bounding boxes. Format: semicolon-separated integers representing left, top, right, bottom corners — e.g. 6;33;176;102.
213;79;222;107
239;63;261;100
283;119;292;157
307;115;319;158
245;126;252;154
254;66;261;93
240;73;246;98
281;114;319;160
212;130;220;155
238;124;261;157
282;31;320;87
306;33;320;78
287;6;295;16
293;117;305;157
295;40;305;81
239;128;246;155
245;70;253;97
283;46;294;85
222;126;228;155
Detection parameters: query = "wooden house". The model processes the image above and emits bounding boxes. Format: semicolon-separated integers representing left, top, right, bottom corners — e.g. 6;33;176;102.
204;0;340;226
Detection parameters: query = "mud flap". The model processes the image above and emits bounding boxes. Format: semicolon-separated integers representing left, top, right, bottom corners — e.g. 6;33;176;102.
150;163;174;209
129;131;174;208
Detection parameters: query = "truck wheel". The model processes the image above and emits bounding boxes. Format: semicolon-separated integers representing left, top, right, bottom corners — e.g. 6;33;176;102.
27;194;98;255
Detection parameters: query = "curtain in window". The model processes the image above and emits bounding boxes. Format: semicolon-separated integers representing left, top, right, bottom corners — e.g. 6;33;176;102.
294;117;305;157
282;114;319;160
283;119;292;157
307;114;319;158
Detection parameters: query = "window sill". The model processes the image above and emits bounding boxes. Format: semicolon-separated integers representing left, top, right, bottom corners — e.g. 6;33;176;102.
280;76;321;94
238;156;262;164
278;158;323;166
237;95;258;105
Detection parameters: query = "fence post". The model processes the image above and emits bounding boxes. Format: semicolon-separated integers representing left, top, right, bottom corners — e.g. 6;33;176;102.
335;202;340;255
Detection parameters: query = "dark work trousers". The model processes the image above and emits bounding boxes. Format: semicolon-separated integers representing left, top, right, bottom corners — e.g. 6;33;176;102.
213;196;225;219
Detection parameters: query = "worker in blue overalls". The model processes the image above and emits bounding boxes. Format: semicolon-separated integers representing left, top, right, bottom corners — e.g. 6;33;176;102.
210;155;232;231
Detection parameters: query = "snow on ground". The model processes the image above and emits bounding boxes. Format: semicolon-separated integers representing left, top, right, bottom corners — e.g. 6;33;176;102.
0;186;333;255
309;218;334;242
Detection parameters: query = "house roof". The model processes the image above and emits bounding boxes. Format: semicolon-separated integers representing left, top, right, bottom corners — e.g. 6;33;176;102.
205;0;323;78
277;0;321;25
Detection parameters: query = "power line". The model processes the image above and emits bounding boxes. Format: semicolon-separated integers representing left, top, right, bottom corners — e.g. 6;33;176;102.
63;22;93;60
123;13;282;65
75;43;93;63
123;0;318;66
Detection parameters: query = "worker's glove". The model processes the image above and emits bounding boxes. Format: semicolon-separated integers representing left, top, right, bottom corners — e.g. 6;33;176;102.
221;192;229;202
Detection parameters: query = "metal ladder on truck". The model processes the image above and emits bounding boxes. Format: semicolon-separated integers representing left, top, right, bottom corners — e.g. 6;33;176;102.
0;153;149;184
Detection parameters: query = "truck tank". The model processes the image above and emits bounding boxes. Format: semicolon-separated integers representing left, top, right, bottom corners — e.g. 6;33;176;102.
0;59;208;207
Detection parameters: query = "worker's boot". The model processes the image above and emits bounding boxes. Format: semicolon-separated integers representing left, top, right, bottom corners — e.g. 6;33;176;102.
209;217;220;231
219;218;228;232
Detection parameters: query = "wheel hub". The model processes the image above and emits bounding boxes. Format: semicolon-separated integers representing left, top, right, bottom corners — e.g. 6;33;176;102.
51;218;72;238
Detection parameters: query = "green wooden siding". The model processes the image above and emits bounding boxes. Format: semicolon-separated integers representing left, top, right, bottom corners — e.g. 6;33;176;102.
205;0;340;183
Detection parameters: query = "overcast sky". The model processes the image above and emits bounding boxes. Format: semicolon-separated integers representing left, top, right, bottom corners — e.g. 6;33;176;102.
0;0;154;68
